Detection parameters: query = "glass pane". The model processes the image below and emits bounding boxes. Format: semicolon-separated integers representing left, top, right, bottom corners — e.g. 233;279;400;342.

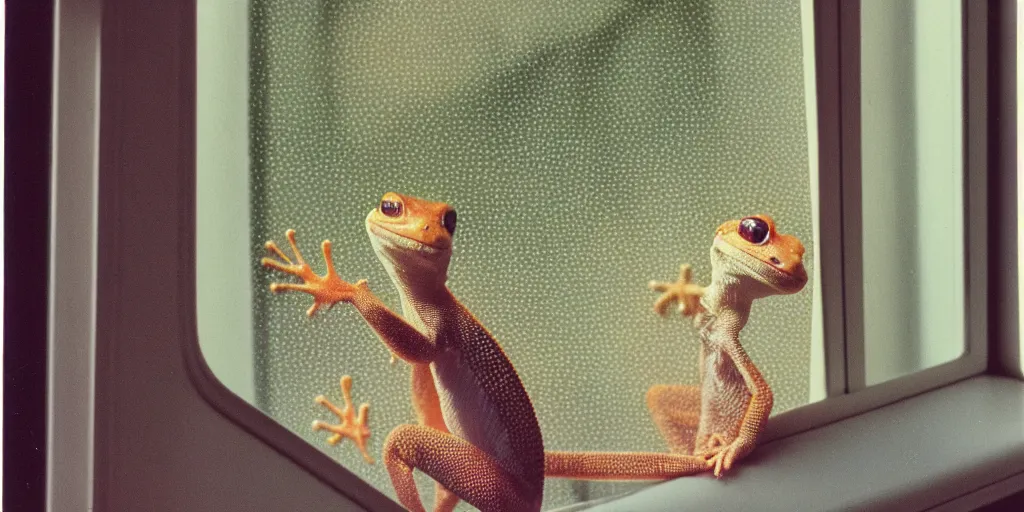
198;1;820;509
861;0;965;386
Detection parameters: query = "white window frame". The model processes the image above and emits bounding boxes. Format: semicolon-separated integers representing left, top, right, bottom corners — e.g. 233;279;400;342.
763;0;991;442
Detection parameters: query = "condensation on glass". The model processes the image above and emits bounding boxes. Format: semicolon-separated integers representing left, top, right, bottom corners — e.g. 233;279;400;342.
197;1;820;509
860;0;965;387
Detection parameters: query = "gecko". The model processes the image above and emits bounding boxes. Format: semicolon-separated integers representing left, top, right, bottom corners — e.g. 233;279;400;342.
262;192;545;512
647;215;807;475
544;214;807;479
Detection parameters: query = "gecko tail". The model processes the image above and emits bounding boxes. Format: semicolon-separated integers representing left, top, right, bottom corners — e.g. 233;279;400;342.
543;450;710;481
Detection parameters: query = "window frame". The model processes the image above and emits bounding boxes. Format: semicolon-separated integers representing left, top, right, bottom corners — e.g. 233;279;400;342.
66;0;1017;509
758;0;992;443
990;0;1021;381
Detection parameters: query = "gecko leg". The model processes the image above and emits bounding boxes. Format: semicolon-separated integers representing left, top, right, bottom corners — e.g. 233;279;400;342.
409;363;461;512
433;490;460;512
645;384;702;455
649;264;705;317
262;229;364;317
699;330;774;477
312;375;374;464
382;424;540;512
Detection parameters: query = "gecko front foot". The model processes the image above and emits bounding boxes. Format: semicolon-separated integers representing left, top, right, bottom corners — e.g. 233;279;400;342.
312;375;374;464
262;229;367;317
701;434;754;478
648;264;705;317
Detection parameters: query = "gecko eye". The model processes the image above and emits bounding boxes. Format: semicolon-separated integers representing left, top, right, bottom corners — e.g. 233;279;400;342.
442;209;457;235
738;217;770;245
380;200;402;217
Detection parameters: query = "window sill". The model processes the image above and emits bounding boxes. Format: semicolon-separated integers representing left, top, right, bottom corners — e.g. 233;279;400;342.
576;375;1024;511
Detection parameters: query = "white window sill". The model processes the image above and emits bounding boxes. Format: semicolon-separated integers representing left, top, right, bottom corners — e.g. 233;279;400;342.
562;375;1024;511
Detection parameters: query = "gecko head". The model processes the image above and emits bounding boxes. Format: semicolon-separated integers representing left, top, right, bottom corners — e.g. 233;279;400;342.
366;192;455;280
711;215;808;295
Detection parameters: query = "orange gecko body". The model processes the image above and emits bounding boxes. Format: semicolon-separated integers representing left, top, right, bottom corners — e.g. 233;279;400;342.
263;193;544;512
545;214;807;479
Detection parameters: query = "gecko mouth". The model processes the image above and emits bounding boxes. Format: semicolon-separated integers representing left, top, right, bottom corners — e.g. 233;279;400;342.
713;236;807;294
368;222;449;254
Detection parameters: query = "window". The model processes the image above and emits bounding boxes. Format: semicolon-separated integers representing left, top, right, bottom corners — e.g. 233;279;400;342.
859;0;965;386
35;0;1012;509
190;0;993;509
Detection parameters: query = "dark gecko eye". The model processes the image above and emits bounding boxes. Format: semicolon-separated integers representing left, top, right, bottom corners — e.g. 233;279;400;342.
380;200;402;217
442;209;457;235
738;217;770;245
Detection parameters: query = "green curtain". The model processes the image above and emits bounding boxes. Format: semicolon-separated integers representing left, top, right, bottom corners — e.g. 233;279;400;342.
250;0;813;508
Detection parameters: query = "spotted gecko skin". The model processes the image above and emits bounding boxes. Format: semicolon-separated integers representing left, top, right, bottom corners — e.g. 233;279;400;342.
264;192;544;512
545;214;807;480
